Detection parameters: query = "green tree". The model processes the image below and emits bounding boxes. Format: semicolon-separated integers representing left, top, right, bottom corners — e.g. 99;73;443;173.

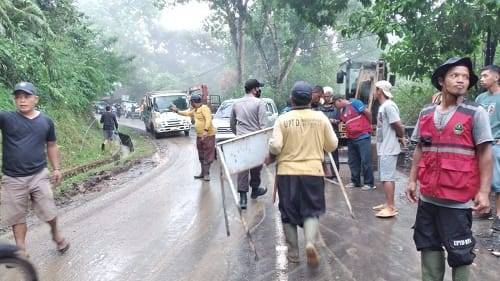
1;0;132;110
246;1;320;98
343;0;499;77
157;0;250;88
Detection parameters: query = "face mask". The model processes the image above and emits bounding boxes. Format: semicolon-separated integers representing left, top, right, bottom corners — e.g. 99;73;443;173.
255;88;261;98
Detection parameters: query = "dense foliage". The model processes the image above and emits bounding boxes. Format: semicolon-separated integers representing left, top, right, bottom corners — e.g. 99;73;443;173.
281;0;499;79
344;0;499;78
0;0;131;111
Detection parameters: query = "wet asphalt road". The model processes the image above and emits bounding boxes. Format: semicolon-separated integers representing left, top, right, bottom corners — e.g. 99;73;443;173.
1;118;498;281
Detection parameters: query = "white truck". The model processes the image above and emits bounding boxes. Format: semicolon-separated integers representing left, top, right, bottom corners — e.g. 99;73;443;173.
141;91;192;138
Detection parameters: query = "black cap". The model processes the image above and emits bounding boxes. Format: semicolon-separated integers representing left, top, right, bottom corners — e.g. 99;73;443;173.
244;79;264;92
190;93;202;103
291;81;312;101
13;82;37;96
431;57;478;90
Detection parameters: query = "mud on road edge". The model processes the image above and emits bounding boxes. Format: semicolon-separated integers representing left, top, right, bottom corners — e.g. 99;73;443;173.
55;127;166;203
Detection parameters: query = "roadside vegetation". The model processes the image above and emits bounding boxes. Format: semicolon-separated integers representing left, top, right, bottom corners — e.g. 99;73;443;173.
0;1;154;187
55;126;155;199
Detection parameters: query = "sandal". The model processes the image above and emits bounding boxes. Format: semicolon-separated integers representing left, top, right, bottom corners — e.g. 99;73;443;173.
15;249;30;259
372;203;386;211
55;238;70;253
375;207;398;218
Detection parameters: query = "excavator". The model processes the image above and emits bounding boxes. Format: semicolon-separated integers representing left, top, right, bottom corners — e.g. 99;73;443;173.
336;59;396;143
336;59;397;168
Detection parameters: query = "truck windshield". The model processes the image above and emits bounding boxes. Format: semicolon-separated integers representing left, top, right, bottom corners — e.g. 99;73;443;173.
214;102;234;118
153;95;188;112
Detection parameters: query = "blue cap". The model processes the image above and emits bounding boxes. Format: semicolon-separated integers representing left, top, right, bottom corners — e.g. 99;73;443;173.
13;82;37;96
190;93;202;103
291;81;312;101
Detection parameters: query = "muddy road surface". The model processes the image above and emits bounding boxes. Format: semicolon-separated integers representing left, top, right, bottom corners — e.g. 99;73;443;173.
1;118;498;281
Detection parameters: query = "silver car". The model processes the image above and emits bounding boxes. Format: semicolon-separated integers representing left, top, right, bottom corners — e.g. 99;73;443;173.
212;98;278;141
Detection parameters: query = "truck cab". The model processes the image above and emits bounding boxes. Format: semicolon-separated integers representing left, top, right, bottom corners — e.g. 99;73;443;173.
141;91;192;138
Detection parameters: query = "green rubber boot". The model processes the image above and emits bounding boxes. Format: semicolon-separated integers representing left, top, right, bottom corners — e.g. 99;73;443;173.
283;223;299;263
451;265;469;281
303;217;320;267
421;251;445;281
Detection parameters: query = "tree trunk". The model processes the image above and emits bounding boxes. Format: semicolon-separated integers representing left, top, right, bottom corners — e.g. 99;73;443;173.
484;29;498;66
236;18;244;87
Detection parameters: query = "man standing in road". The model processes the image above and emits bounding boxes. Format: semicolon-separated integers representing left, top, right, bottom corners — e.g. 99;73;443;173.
332;94;375;190
406;57;492;281
475;64;500;231
372;80;405;218
321;86;340;179
311;86;324;110
0;82;69;257
172;94;216;181
230;79;268;209
100;105;118;151
267;81;338;266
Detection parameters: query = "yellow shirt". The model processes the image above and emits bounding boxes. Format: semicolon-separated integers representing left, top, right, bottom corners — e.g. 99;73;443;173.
178;105;216;137
269;109;338;176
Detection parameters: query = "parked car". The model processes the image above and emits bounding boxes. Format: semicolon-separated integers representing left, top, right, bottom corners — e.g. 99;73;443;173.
94;101;109;114
212;97;278;141
141;91;192;138
123;101;140;119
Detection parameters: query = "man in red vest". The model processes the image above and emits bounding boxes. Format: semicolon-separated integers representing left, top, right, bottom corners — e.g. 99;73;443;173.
406;57;492;281
332;95;375;190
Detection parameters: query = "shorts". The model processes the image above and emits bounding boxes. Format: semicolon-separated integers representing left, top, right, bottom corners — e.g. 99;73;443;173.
378;155;398;181
103;130;114;140
413;201;475;267
492;144;500;193
1;168;58;226
277;175;325;227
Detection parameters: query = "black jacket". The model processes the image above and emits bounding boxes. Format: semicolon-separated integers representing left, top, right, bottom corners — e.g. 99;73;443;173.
100;112;118;130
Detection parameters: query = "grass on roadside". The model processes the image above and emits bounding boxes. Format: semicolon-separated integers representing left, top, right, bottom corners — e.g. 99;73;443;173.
55;123;156;197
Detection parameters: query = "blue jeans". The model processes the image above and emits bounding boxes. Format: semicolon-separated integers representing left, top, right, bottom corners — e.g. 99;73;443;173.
347;137;374;187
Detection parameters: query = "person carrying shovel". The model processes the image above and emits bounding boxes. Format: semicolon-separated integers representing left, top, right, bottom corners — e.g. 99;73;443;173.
266;81;338;266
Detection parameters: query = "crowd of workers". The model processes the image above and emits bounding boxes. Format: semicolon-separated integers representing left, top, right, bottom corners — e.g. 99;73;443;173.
0;57;498;281
178;57;500;280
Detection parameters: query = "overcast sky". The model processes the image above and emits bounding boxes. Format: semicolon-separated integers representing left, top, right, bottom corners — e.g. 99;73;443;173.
158;2;209;31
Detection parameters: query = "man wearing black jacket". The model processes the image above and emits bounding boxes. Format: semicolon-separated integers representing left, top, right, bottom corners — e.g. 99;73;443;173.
100;105;118;151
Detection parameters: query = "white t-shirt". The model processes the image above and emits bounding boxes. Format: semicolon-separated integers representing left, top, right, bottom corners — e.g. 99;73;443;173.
376;99;401;156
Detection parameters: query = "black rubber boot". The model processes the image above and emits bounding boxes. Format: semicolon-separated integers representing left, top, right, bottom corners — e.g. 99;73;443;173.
250;186;267;199
203;164;210;181
239;192;247;209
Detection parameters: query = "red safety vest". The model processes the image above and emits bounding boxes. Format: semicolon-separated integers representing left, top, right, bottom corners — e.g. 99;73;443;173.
417;104;479;202
340;104;372;139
